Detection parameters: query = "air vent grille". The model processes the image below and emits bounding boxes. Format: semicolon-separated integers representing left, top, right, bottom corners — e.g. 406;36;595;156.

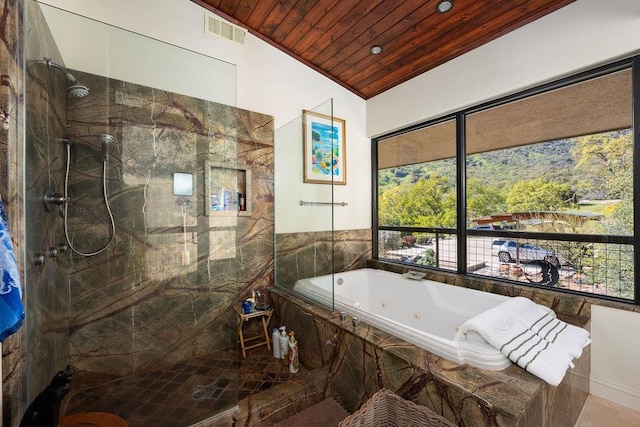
205;13;246;45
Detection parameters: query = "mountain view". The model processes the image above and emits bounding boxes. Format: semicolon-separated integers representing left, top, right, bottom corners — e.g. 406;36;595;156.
378;129;633;235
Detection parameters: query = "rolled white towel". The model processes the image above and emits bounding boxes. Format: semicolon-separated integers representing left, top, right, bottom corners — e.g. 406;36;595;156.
456;304;575;386
500;297;591;358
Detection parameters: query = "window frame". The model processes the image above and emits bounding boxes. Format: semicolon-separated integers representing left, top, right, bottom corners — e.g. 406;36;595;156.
372;55;639;305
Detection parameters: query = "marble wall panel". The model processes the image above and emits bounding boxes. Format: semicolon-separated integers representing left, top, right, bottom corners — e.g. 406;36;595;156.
2;0;74;424
1;1;26;425
274;228;372;288
23;0;70;411
65;70;274;375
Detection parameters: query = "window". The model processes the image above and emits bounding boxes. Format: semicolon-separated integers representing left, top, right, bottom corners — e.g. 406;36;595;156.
377;119;457;269
374;58;637;304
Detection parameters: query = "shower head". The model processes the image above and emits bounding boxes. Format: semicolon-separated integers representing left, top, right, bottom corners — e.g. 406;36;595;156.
36;58;90;98
62;134;115;160
67;83;90;98
97;133;115;160
97;134;115;144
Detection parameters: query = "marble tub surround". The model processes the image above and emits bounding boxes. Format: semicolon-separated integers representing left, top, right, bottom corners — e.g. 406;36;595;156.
271;287;589;426
64;69;274;376
228;366;329;427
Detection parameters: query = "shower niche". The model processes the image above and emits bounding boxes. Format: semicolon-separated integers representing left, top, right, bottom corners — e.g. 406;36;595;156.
205;160;251;217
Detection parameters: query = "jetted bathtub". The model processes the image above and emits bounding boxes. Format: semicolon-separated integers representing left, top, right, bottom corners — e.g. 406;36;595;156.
293;268;512;370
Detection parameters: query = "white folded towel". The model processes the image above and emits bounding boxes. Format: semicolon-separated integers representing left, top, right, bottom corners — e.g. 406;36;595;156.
455;302;576;386
500;297;591;358
499;296;555;324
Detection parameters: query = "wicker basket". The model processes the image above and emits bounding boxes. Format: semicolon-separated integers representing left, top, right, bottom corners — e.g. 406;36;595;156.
339;389;457;427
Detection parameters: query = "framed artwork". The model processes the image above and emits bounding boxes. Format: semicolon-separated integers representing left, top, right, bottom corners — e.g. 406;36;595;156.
302;110;347;185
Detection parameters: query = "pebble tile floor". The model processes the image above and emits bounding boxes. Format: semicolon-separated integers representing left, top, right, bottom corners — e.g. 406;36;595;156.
65;345;301;427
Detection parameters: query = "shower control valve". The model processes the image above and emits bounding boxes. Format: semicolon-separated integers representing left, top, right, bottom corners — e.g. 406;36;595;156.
32;253;45;266
43;186;70;213
48;247;58;258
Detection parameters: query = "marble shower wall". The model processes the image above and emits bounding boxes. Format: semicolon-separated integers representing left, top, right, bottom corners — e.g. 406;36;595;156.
2;0;72;424
23;0;71;397
1;0;26;425
65;70;274;376
275;229;373;288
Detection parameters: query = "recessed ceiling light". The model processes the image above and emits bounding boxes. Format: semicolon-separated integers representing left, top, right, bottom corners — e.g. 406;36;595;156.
370;45;382;55
437;0;454;13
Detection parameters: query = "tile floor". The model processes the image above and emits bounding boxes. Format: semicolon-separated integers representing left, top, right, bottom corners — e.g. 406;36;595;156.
65;346;303;427
66;345;640;427
576;394;640;426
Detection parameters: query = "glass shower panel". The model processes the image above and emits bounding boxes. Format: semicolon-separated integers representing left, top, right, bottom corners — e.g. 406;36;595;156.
24;2;243;425
274;99;336;310
23;0;71;408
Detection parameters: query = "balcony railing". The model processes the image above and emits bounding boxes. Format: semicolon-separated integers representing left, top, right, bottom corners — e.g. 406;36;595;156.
377;226;634;302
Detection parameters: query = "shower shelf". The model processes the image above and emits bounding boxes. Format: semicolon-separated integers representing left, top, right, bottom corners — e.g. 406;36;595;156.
205;160;251;217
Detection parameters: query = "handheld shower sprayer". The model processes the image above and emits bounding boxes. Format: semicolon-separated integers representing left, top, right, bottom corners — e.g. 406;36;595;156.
35;58;90;98
62;133;116;257
97;133;115;161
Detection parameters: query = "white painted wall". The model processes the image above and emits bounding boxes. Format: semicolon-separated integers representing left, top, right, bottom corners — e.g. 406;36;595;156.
35;0;640;410
366;0;640;411
38;0;370;233
591;306;640;410
38;5;238;106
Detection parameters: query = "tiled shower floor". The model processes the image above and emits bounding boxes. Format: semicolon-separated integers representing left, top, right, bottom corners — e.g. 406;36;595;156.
65;346;302;427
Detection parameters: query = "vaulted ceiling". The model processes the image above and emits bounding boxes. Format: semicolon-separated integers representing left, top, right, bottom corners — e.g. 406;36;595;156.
192;0;576;99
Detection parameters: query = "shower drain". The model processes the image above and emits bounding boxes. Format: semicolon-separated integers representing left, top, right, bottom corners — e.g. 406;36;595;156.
191;381;227;401
192;385;209;400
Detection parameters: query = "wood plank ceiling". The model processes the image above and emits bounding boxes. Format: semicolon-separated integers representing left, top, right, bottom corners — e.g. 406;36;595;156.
192;0;576;99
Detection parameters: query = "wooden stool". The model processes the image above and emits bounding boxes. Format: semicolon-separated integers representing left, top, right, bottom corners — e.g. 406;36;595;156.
60;412;128;427
233;304;273;358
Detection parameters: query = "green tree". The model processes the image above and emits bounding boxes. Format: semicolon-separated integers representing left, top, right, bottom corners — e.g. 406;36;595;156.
403;176;456;227
591;243;634;299
378;175;456;227
467;178;506;221
572;130;632;200
506;178;572;212
417;248;437;267
378;185;409;226
572;130;633;235
572;131;633;297
609;198;633;235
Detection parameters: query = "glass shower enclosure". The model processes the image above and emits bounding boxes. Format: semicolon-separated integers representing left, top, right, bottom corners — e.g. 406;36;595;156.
21;1;249;425
274;99;338;310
